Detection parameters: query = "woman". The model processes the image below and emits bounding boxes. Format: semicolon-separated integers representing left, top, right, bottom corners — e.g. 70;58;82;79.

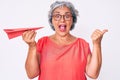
22;1;108;80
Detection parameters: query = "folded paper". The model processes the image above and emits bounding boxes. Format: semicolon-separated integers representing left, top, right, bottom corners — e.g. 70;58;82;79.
4;27;43;39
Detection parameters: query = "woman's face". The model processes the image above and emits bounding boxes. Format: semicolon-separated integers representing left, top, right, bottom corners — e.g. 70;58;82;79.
52;6;73;36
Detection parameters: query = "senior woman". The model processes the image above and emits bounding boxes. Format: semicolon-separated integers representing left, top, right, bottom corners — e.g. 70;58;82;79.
22;1;108;80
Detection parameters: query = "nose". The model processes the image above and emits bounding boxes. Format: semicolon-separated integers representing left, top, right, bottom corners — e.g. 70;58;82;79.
60;15;65;22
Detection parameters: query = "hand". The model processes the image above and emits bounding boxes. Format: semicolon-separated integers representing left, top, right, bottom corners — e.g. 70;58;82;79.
91;29;108;45
22;30;37;47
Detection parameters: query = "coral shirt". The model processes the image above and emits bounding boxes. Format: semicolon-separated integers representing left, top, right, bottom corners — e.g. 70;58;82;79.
37;36;91;80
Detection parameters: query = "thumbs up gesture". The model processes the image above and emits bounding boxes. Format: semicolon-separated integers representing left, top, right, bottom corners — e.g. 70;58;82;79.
91;29;108;45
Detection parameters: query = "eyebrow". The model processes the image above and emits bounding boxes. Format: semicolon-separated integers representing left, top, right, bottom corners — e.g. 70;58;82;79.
53;12;72;14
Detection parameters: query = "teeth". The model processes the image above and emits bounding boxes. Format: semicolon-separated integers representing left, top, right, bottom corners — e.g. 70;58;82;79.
59;25;66;31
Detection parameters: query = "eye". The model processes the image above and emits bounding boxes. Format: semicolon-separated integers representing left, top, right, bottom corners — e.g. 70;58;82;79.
65;15;71;18
54;14;61;18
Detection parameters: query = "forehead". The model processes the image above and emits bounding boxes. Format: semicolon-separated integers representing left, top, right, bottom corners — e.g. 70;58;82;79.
53;6;71;14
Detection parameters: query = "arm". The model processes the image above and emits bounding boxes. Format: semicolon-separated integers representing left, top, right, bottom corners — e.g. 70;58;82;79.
86;29;108;79
22;30;40;79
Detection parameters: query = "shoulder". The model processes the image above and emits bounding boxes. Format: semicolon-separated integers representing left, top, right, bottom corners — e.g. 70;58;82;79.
36;36;49;51
76;37;90;48
77;38;89;44
37;36;49;47
37;36;48;43
36;36;48;53
77;38;91;56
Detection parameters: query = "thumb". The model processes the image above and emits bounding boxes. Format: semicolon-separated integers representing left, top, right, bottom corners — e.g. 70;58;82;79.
102;29;108;35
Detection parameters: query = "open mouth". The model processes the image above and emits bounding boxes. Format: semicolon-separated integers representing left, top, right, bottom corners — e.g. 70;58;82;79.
59;24;66;32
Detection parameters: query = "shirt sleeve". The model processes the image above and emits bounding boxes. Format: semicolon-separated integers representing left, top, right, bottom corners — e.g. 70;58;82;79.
36;37;47;54
85;42;91;58
79;38;91;58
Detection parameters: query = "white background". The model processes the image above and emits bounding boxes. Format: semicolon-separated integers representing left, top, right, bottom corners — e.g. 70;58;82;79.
0;0;120;80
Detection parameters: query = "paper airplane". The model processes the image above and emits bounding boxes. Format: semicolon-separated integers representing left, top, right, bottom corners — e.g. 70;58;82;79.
4;27;43;39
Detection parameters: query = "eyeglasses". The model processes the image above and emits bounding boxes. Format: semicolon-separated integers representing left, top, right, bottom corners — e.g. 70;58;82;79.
52;14;73;21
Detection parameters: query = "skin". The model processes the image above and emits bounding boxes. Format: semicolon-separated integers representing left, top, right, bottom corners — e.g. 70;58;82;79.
22;6;108;79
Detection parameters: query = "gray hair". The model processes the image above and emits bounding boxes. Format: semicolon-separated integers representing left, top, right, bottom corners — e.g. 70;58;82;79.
48;1;79;30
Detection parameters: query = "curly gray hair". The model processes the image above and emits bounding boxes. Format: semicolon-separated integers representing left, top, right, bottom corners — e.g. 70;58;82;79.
48;1;79;30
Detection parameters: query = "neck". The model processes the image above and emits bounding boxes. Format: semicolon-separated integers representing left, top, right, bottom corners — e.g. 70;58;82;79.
50;33;76;45
54;33;72;41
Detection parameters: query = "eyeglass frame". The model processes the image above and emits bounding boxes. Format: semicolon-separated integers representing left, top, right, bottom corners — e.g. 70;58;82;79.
52;13;73;21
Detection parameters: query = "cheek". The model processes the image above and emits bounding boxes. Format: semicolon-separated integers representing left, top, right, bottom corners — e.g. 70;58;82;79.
67;20;73;28
52;19;58;28
52;19;55;26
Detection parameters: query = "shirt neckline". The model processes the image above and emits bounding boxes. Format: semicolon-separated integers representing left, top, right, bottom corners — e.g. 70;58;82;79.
47;36;79;48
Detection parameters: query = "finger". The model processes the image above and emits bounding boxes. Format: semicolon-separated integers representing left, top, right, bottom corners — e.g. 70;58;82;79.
25;30;34;39
22;31;30;40
92;29;102;37
95;29;103;35
22;30;35;41
29;30;36;39
22;30;29;37
94;29;108;35
31;32;37;40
